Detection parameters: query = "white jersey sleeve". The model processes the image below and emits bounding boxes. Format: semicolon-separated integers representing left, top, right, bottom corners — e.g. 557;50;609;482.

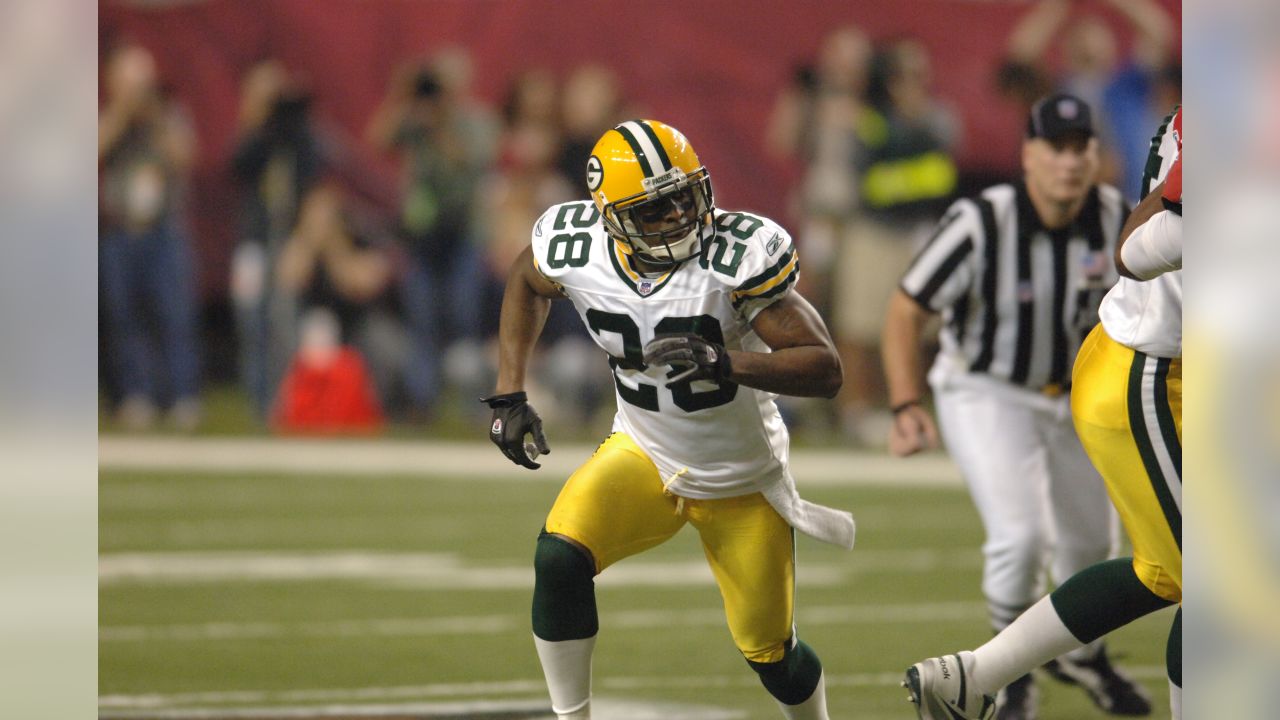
710;210;801;322
1119;209;1182;280
529;200;605;292
1098;106;1183;358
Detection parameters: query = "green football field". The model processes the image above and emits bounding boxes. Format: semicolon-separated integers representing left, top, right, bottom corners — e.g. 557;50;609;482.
99;442;1175;719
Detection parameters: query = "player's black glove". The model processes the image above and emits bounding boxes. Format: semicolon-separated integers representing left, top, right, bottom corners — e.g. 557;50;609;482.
642;333;732;383
480;391;550;470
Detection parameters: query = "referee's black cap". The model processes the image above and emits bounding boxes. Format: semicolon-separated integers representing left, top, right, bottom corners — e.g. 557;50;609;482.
1026;93;1094;140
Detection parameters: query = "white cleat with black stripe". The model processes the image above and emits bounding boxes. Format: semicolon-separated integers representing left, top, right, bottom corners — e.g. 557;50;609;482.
904;651;996;720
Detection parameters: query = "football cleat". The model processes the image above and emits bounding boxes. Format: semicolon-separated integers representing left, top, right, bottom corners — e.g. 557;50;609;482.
1042;648;1152;716
992;673;1037;720
904;652;996;720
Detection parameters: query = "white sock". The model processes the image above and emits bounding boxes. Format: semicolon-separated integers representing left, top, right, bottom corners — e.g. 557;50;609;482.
776;671;828;720
1063;637;1104;662
1169;680;1182;720
970;595;1082;693
533;634;595;718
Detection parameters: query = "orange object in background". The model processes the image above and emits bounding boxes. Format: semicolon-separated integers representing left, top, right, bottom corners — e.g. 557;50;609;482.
272;309;384;434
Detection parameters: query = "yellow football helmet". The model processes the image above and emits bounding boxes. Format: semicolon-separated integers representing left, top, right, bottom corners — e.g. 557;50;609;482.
587;119;715;267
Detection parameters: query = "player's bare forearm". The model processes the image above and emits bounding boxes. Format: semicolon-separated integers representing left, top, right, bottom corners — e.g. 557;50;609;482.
1116;179;1167;279
493;246;560;394
881;290;932;407
729;345;842;398
736;292;842;398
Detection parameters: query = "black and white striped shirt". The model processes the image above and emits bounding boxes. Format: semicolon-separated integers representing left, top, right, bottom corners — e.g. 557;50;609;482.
901;181;1130;392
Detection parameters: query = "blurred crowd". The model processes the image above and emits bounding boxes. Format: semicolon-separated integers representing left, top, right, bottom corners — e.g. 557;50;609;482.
98;0;1179;439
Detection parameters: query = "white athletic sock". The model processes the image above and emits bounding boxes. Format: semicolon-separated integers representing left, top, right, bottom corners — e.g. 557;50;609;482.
775;671;829;720
533;634;595;718
970;595;1082;693
1063;637;1104;662
1169;680;1182;720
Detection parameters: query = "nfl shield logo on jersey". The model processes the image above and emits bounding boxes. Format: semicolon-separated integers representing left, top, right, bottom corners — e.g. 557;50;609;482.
638;280;655;296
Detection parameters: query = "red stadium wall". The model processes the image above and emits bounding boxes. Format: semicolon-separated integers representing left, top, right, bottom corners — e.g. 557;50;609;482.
100;0;1181;300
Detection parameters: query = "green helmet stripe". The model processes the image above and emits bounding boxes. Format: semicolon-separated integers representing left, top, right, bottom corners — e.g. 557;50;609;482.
636;121;673;173
614;121;662;178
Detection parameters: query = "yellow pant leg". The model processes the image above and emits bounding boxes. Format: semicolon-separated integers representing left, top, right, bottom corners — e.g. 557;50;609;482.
544;433;687;573
1072;326;1183;601
686;493;795;662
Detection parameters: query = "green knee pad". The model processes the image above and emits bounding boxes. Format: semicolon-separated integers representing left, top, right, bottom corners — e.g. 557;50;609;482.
532;530;598;641
1050;557;1175;643
746;638;823;706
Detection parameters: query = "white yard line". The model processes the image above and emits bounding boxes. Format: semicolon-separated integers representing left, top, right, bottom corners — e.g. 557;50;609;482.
98;437;963;487
98;699;556;719
99;600;990;643
97;548;980;589
97;696;743;719
98;667;1170;714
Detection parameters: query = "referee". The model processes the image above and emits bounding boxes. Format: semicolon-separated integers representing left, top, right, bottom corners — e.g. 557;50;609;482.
882;94;1150;719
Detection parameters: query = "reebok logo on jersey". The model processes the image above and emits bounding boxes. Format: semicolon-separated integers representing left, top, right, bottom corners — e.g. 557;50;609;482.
766;233;782;256
939;656;952;680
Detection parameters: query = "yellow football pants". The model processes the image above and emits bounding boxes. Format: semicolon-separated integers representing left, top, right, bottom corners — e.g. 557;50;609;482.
1072;326;1183;602
545;432;795;662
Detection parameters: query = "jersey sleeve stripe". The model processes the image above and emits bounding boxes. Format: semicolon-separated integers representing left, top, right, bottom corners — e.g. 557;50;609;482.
736;247;796;293
733;263;799;309
900;200;974;299
732;254;799;308
636;121;674;172
531;255;566;294
909;237;974;308
906;202;966;268
969;196;1001;373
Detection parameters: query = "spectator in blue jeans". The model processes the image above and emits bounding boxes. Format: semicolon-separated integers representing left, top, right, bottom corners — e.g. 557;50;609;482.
229;59;328;419
98;42;201;431
366;48;498;421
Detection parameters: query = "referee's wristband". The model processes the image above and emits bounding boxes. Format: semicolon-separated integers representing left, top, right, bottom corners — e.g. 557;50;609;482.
890;399;921;416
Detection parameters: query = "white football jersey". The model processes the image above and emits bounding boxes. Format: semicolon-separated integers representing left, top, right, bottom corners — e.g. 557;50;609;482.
1099;106;1182;358
530;202;800;500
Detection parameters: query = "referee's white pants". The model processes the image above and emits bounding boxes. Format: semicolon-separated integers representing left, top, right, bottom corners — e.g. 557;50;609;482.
933;374;1119;628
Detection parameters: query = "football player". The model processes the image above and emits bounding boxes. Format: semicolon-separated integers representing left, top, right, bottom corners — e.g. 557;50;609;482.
482;119;855;720
903;106;1182;720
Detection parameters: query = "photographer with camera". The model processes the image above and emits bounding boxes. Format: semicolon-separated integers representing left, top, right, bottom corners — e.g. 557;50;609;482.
366;48;499;423
229;59;330;419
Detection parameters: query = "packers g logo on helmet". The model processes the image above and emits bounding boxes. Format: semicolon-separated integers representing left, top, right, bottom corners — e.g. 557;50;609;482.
586;155;603;192
587;119;715;267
